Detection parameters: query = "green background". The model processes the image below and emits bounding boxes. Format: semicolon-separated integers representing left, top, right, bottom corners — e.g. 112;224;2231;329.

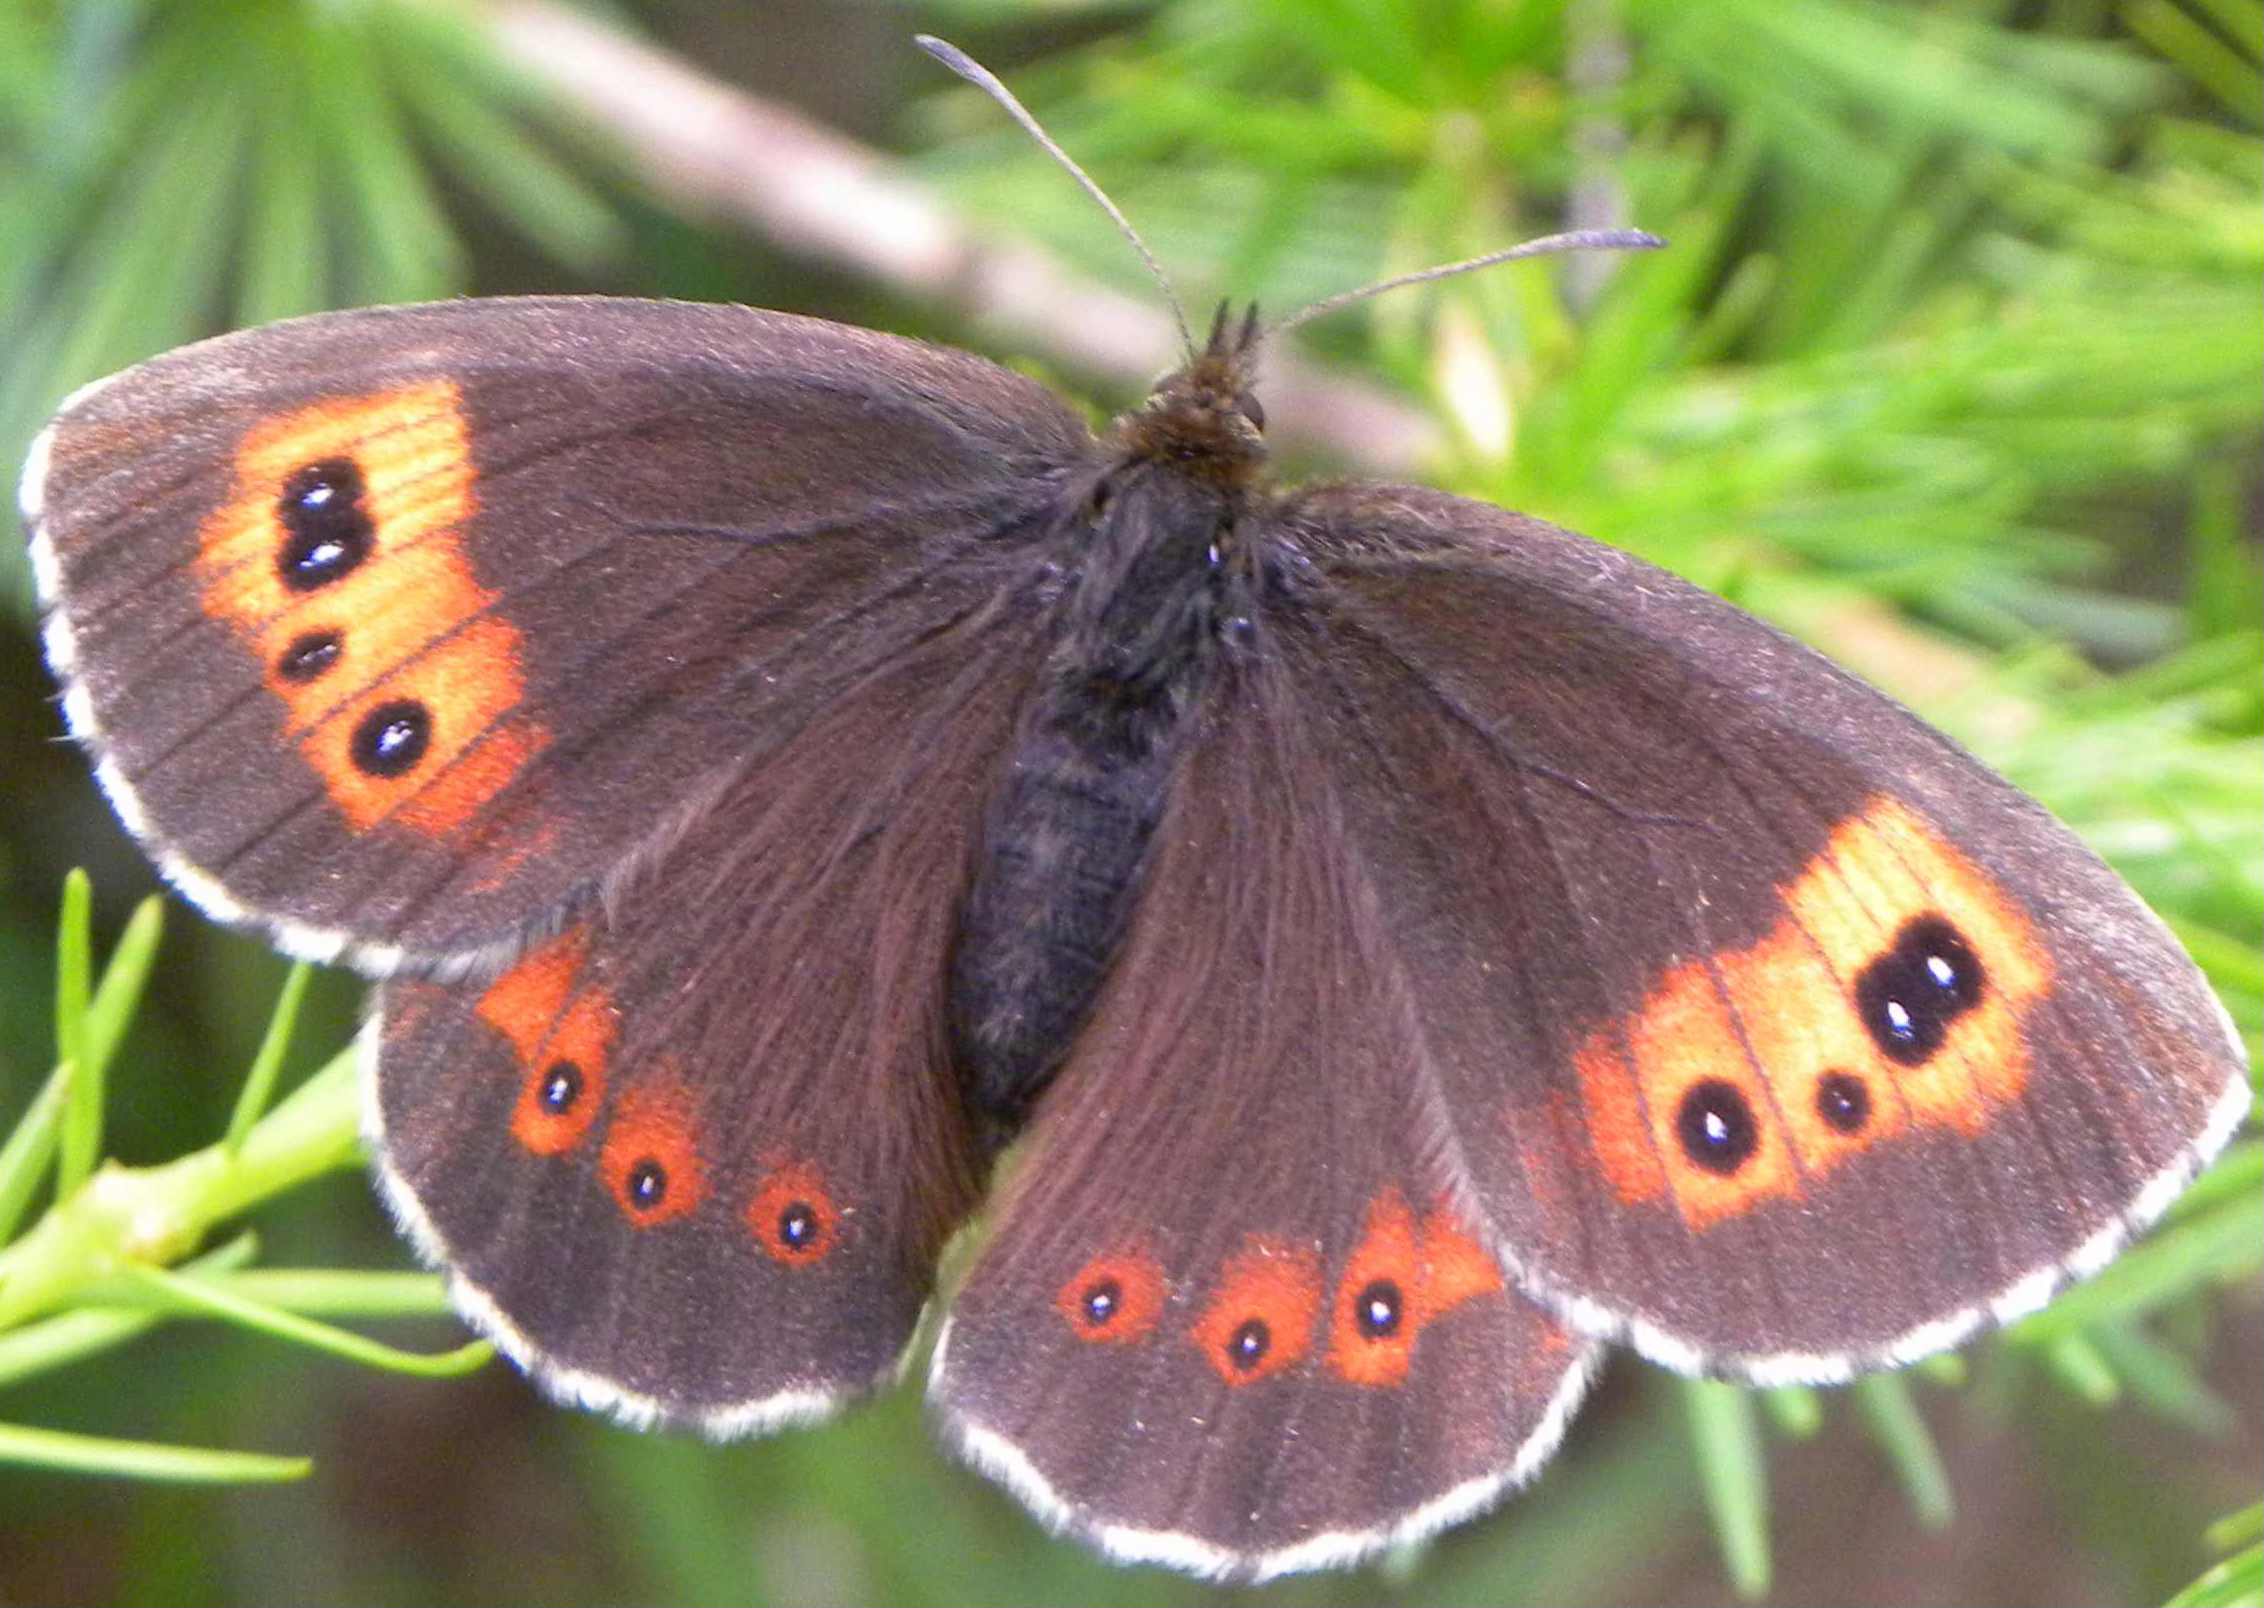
0;2;2258;1604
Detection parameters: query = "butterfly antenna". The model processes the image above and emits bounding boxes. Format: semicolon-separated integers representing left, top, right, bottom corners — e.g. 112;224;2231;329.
1268;228;1666;337
916;35;1195;360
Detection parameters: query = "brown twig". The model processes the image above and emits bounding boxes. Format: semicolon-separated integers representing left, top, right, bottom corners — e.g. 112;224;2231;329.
479;1;1443;473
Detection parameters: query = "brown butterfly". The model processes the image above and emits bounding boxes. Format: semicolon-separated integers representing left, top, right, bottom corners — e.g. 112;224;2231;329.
18;38;2248;1582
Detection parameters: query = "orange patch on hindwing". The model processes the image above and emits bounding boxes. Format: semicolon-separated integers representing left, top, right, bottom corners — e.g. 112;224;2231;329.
1325;1191;1504;1387
193;383;548;836
601;1075;709;1227
475;929;617;1155
1190;1238;1323;1387
1055;1247;1167;1344
1574;796;2050;1230
747;1162;844;1267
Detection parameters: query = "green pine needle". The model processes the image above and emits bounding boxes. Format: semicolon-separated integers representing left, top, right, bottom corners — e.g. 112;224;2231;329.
1684;1378;1772;1599
52;870;93;1195
0;891;480;1485
0;1420;312;1484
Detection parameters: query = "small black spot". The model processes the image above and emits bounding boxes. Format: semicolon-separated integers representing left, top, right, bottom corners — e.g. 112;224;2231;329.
1855;915;1985;1066
351;699;430;777
277;459;373;591
1676;1079;1759;1174
1354;1279;1402;1340
1227;1317;1270;1372
626;1158;667;1211
1816;1070;1871;1134
1079;1277;1123;1328
276;630;341;683
779;1201;820;1252
537;1060;581;1114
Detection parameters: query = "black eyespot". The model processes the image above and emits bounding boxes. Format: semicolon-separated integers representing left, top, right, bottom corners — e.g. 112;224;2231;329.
779;1201;819;1251
537;1060;581;1114
350;699;430;777
1354;1279;1402;1340
1855;915;1985;1066
277;459;373;591
1079;1277;1123;1328
1227;1317;1270;1371
1816;1070;1870;1134
626;1158;668;1211
276;630;342;683
1676;1079;1759;1174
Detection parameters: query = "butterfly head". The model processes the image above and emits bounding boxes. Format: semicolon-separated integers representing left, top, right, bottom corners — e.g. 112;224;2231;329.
1120;300;1267;491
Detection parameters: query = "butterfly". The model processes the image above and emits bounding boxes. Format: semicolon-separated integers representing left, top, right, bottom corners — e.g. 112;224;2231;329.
17;52;2250;1586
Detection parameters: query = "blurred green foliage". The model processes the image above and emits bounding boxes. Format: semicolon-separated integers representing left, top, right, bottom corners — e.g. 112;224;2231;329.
1;2;2258;1604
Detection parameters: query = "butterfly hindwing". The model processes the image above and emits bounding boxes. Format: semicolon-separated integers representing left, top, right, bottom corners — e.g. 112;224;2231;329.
25;297;1089;972
371;602;1048;1427
1274;483;2249;1379
932;644;1600;1580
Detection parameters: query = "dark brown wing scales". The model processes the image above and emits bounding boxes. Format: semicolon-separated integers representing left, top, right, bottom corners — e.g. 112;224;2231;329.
1276;483;2248;1379
932;645;1598;1581
372;606;1045;1428
27;298;1088;973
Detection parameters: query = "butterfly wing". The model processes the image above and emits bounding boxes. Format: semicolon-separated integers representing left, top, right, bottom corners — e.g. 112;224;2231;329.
1271;483;2249;1381
370;600;1046;1427
23;297;1087;971
930;643;1600;1580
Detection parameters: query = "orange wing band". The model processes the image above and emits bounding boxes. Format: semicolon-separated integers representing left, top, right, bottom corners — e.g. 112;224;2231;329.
1191;1238;1323;1387
1576;796;2051;1230
194;384;549;837
474;929;618;1156
1324;1190;1504;1387
747;1162;845;1267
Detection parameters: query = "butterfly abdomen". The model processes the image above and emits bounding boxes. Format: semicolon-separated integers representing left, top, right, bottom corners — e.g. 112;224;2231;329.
950;458;1245;1140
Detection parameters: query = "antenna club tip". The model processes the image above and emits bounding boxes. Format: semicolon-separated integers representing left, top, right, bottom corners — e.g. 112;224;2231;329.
915;35;979;76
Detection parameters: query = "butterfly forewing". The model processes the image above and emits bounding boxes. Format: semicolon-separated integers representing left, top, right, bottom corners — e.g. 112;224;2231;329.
25;298;1088;972
1277;483;2249;1379
932;644;1599;1580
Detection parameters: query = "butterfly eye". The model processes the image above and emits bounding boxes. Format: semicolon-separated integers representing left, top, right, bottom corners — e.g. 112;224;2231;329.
600;1084;707;1226
747;1164;840;1265
1225;1317;1271;1372
777;1201;822;1251
276;458;373;590
1815;1070;1871;1135
537;1060;583;1114
1055;1250;1164;1342
1235;390;1266;431
351;700;431;778
625;1158;669;1212
1855;914;1985;1065
1675;1079;1759;1175
1352;1279;1402;1340
1078;1277;1123;1328
276;629;342;684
